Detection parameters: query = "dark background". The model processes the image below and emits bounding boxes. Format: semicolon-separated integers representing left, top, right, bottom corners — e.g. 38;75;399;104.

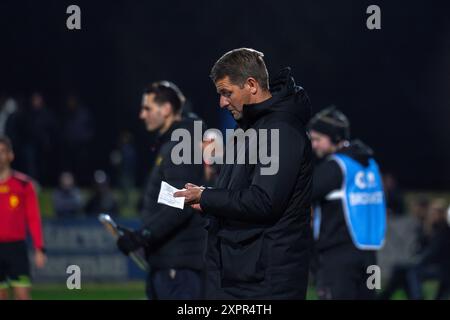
0;0;449;189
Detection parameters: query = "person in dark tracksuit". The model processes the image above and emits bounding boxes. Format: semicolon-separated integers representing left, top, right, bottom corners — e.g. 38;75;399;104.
175;48;313;299
116;81;206;300
308;106;387;300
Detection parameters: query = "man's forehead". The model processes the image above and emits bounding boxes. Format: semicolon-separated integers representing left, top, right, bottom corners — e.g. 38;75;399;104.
142;93;155;105
310;130;326;138
215;77;233;90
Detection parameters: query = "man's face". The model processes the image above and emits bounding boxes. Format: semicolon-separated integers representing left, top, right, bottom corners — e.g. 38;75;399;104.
310;130;337;158
31;93;44;110
427;200;447;226
60;172;74;190
139;93;169;132
0;144;14;171
215;76;252;120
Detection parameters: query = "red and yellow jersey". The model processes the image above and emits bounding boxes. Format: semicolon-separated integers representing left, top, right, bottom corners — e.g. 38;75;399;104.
0;171;44;249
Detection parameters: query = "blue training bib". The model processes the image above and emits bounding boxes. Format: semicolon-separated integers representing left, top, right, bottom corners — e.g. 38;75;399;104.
314;154;387;250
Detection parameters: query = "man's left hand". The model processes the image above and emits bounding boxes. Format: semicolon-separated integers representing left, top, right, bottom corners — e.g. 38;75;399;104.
117;228;146;256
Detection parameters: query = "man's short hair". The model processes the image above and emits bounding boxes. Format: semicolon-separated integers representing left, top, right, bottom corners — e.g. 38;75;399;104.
210;48;269;90
0;136;13;151
143;81;186;114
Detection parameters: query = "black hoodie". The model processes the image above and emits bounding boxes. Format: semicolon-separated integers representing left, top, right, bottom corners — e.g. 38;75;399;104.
200;68;313;299
312;139;375;253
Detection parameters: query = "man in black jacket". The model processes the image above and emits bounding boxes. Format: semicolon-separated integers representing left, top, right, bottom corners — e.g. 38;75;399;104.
308;106;386;299
175;48;313;299
116;81;206;299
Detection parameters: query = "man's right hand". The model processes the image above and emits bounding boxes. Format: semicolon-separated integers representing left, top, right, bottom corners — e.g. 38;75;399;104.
34;250;47;269
174;183;204;212
186;183;204;212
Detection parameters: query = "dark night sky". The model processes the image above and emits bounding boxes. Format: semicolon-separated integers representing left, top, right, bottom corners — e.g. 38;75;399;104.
0;0;449;189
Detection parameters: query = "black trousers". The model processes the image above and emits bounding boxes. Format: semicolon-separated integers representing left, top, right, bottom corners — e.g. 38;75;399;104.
315;244;377;300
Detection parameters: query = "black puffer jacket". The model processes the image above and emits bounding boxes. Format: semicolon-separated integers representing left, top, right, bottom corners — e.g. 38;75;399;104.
141;118;206;271
200;68;313;299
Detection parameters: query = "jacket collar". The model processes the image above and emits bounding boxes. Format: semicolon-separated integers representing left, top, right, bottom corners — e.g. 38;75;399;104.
239;95;274;129
151;120;181;151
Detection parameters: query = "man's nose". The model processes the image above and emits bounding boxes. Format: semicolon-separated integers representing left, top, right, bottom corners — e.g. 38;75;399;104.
219;96;229;109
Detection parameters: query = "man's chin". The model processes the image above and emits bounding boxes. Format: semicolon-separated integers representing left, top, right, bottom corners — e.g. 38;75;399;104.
315;151;332;159
231;113;243;121
145;124;158;132
312;151;324;158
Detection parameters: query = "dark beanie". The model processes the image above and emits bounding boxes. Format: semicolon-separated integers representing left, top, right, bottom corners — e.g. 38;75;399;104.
308;106;350;143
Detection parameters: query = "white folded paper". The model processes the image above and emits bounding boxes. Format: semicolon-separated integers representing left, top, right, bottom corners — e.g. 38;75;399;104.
157;181;185;210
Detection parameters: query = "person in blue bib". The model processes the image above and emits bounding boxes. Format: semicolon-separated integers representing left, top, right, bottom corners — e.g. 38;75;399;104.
308;106;386;300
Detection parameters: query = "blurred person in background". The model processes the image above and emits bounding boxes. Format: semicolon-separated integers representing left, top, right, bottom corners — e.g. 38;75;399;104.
22;92;57;184
61;94;95;185
309;106;386;300
410;196;432;252
447;203;450;227
110;131;137;207
382;172;406;216
0;94;6;122
378;196;431;299
0;136;46;300
407;198;450;299
116;81;206;300
0;94;19;138
52;171;83;218
84;170;118;217
0;94;24;164
380;198;450;299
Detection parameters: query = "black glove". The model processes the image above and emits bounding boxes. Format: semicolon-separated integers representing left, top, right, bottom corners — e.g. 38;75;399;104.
116;227;151;256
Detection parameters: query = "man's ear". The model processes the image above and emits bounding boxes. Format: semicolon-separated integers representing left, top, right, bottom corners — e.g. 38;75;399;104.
246;77;259;95
160;103;173;117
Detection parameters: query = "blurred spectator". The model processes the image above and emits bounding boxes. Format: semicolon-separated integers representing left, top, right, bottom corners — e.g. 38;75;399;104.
52;172;83;218
380;198;450;299
0;95;28;173
379;196;430;299
383;173;406;216
447;204;450;226
410;195;431;253
0;95;23;148
408;198;450;299
61;94;95;185
22;92;57;183
110;131;137;206
410;195;430;222
0;95;18;136
84;170;118;217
